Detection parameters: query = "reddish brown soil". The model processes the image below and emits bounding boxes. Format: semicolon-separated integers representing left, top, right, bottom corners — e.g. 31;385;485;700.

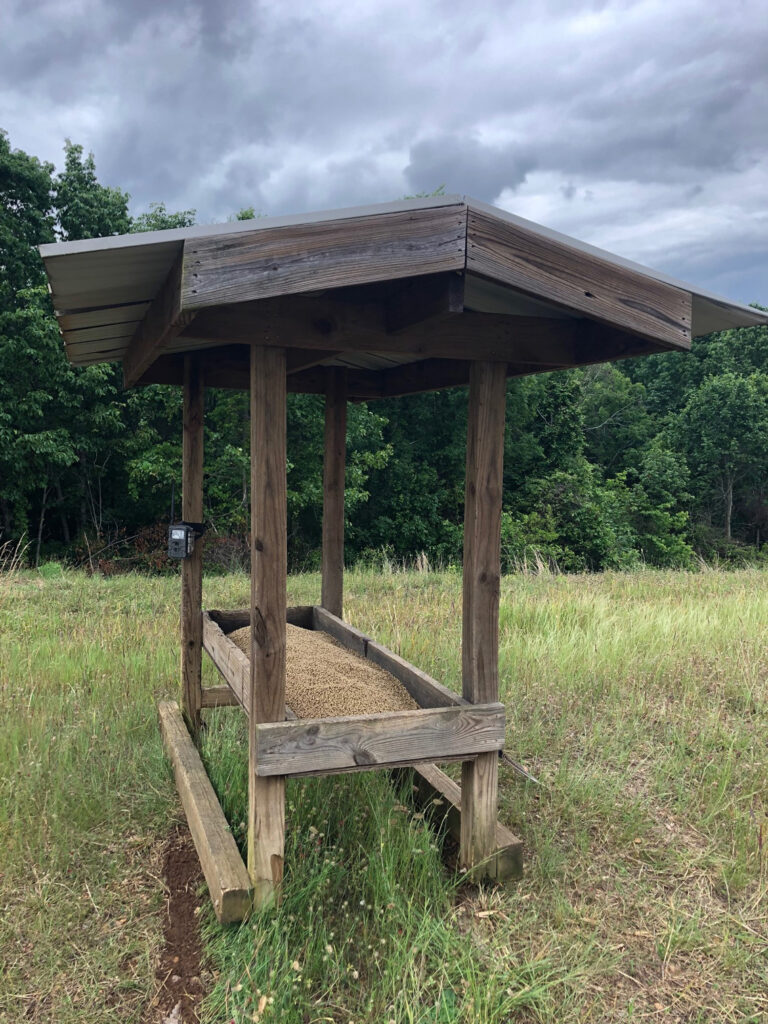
144;829;207;1024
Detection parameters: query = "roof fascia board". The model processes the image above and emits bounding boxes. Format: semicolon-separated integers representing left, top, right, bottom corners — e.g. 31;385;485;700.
467;203;692;349
39;195;465;260
180;204;468;313
466;197;767;331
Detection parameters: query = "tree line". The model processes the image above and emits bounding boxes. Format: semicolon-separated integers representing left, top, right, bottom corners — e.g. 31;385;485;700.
1;130;767;572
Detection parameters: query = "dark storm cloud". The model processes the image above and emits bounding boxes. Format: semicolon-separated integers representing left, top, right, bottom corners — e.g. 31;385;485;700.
1;0;766;302
405;134;535;199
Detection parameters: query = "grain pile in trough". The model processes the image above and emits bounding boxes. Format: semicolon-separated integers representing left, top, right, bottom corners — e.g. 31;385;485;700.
228;623;419;719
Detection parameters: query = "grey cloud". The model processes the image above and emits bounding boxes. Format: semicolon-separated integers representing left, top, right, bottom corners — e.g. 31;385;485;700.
405;134;534;200
0;0;766;303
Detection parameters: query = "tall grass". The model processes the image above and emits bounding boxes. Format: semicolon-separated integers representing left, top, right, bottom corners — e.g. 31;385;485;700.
0;567;766;1021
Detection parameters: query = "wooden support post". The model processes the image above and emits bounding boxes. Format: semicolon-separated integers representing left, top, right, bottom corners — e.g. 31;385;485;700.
181;355;204;734
321;368;346;618
460;361;507;879
249;344;288;909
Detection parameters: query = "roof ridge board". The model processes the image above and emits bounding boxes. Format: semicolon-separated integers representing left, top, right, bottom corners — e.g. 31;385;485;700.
38;195;467;260
465;197;767;324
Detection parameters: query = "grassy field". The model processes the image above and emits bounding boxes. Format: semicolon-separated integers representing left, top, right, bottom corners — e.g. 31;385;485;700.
0;565;766;1022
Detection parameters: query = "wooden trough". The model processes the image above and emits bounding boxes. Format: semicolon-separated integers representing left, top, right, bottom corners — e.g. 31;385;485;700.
39;195;766;921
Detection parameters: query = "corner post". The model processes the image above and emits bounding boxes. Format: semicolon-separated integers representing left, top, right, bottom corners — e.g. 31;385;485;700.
321;368;347;618
460;361;506;878
181;354;204;735
249;344;288;909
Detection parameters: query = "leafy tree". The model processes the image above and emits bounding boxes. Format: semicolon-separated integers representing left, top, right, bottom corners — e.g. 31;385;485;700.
54;141;130;240
0;131;54;304
677;372;768;540
131;201;196;233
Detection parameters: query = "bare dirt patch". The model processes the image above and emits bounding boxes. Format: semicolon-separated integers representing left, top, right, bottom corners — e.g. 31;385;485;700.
144;829;207;1024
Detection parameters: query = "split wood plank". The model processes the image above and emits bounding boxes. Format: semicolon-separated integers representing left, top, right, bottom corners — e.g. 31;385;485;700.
180;355;204;735
254;703;505;777
249;344;288;910
409;762;522;882
321;369;346;618
181;206;467;311
158;700;251;923
461;360;507;878
467;207;692;349
123;249;196;386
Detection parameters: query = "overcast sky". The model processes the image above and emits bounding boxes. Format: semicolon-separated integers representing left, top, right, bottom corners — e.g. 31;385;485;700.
1;0;766;303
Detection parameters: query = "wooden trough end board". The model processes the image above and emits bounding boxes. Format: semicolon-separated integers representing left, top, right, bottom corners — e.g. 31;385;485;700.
158;701;252;922
254;703;505;777
408;762;523;882
202;606;316;715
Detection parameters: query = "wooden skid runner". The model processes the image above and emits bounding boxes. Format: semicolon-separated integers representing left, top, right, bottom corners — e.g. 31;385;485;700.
158;701;252;922
408;762;523;882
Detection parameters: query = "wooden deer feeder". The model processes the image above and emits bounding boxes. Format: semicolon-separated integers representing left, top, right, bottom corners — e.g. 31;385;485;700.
40;195;767;919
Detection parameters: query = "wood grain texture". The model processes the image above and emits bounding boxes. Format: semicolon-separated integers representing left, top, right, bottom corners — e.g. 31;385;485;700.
461;360;507;877
200;685;241;708
311;606;370;657
123;249;195;386
202;611;250;711
365;641;465;709
254;703;505;777
311;606;466;709
158;701;252;922
321;369;346;618
468;209;692;348
181;206;467;310
249;344;288;909
184;297;579;366
203;611;308;718
409;762;522;881
180;356;204;735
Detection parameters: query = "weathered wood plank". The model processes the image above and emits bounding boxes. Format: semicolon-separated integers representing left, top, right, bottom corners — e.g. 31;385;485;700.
200;685;241;708
203;611;250;711
182;206;467;311
184;298;579;366
249;344;287;909
158;700;252;923
409;762;522;882
365;641;464;709
254;703;505;777
461;360;507;878
467;208;692;349
123;249;196;386
202;612;301;721
321;370;346;618
311;606;370;657
180;356;204;734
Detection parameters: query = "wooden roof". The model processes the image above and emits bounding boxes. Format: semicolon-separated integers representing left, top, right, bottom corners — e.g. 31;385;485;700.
39;195;768;398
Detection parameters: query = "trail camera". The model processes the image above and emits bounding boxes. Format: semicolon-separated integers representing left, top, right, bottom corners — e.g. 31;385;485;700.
168;523;196;559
